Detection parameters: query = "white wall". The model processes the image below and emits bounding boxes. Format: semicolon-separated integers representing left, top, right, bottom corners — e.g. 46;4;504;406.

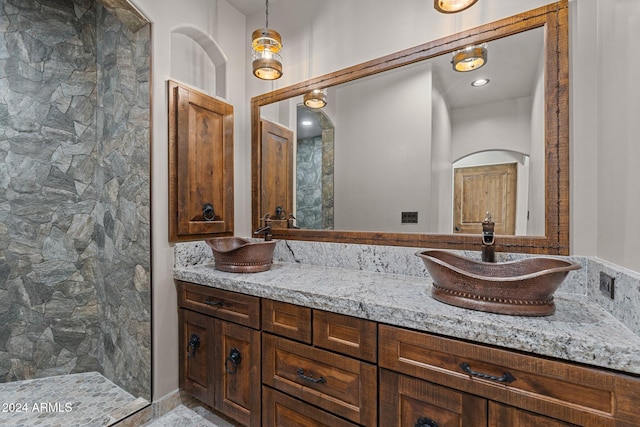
595;0;640;271
451;97;532;162
430;86;453;233
130;0;247;400
333;63;432;232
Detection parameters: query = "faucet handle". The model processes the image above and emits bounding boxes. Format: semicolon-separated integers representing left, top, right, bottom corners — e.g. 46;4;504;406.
484;211;493;223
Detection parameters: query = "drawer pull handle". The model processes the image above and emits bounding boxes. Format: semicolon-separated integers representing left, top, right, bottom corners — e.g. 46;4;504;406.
187;334;200;358
297;368;326;384
459;362;516;384
225;348;242;375
204;297;225;307
416;417;438;427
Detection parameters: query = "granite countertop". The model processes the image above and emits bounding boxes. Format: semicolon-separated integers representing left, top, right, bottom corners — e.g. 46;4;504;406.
174;260;640;376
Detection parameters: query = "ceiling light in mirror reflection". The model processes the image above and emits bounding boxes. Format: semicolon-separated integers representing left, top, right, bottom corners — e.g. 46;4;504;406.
452;43;487;72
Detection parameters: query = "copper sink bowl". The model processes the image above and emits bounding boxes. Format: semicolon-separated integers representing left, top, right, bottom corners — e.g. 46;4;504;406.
205;237;277;273
416;250;581;316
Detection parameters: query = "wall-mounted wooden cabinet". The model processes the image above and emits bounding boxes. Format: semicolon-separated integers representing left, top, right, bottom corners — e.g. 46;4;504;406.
168;80;234;242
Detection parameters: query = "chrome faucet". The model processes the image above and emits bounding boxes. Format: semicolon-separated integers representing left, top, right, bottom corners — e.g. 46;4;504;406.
481;211;496;262
254;213;273;241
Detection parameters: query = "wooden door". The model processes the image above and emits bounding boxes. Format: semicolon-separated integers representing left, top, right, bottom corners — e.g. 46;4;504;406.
213;319;261;427
260;119;294;228
380;369;487;427
179;309;214;407
489;402;578;427
168;80;234;241
453;163;517;235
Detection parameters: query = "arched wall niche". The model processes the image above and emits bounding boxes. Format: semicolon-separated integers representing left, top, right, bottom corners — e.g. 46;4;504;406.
171;24;228;99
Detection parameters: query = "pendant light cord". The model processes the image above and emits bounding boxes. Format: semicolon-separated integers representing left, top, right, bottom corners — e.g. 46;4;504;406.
265;0;269;28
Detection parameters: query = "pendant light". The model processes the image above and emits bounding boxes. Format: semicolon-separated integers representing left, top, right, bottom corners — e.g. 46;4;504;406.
252;0;283;80
451;43;487;72
303;89;327;109
434;0;478;13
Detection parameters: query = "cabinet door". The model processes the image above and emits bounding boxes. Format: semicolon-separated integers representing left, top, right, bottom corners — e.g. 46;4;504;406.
214;319;261;427
168;80;234;242
380;369;487;427
489;402;578;426
179;309;214;407
262;387;359;427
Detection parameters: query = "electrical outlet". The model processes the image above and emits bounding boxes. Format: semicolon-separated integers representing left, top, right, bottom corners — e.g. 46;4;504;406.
599;272;615;300
401;211;418;224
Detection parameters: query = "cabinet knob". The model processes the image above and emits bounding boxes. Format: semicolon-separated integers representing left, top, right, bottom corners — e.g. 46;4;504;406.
415;417;438;427
225;347;242;375
187;333;200;358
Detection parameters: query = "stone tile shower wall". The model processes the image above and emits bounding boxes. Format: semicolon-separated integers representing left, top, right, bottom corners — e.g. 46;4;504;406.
95;2;150;401
0;0;150;402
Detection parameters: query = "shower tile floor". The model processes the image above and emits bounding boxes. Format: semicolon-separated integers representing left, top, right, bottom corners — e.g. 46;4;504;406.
0;372;148;426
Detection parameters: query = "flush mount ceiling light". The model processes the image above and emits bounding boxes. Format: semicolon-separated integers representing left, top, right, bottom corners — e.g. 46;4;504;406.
303;89;327;109
452;43;487;72
434;0;478;13
252;0;283;80
471;78;490;87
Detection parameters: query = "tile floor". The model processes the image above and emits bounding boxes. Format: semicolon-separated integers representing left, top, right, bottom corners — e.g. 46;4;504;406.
141;405;233;427
0;372;148;426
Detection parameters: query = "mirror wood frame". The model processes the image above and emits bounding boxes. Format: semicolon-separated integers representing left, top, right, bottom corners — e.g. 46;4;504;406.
251;0;569;255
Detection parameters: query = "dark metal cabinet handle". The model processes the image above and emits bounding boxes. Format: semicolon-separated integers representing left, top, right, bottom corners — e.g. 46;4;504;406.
187;334;200;358
297;368;326;384
204;297;224;307
416;417;438;427
459;362;516;384
225;348;242;375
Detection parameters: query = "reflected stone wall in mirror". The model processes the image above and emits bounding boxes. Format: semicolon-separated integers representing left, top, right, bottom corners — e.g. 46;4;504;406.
252;1;569;255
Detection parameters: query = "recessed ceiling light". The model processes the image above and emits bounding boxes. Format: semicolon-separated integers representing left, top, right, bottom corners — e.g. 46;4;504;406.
301;120;313;126
471;78;490;87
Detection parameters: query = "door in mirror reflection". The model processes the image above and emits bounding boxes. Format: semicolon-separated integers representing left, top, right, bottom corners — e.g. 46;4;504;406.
453;162;517;235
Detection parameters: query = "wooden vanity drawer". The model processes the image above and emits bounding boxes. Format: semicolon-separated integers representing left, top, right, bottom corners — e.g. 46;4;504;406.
379;324;640;426
313;310;377;363
262;300;312;344
176;281;260;329
262;386;359;427
262;333;377;426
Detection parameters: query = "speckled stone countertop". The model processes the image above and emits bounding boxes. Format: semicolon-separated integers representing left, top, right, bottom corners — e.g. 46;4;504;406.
174;255;640;376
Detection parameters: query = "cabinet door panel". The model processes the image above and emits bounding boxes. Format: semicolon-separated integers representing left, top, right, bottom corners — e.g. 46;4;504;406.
262;300;312;344
179;309;214;407
380;369;487;427
214;319;261;427
489;402;578;426
262;387;358;427
313;310;377;363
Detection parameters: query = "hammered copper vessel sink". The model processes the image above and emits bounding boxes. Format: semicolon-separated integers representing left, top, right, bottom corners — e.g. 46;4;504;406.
205;237;276;273
416;250;581;316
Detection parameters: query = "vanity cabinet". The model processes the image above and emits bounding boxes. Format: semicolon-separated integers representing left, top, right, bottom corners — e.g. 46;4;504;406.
177;281;261;427
261;300;378;427
177;281;640;427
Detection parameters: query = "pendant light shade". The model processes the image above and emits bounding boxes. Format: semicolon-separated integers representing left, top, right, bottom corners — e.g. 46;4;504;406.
434;0;478;13
252;0;283;80
303;89;327;109
452;43;487;72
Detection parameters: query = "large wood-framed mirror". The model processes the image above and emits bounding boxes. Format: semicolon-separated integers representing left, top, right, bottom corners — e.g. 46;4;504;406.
251;1;569;255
